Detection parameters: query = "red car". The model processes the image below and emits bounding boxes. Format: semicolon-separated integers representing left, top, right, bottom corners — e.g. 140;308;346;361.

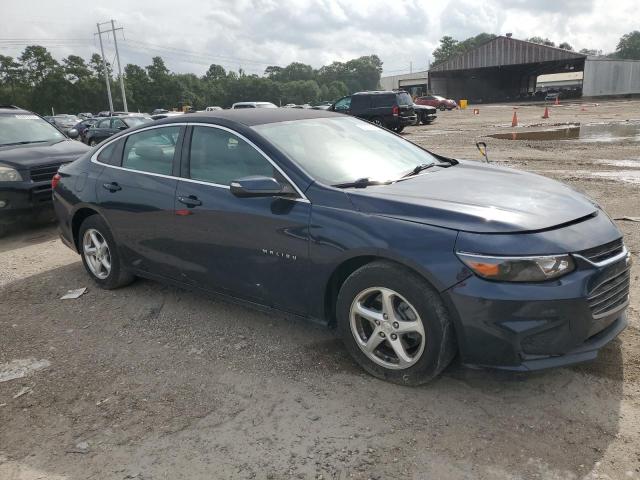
415;95;457;111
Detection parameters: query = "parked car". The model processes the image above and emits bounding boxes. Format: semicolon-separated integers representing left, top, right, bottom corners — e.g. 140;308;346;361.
152;109;169;115
83;115;152;146
545;92;561;101
231;102;278;109
412;104;437;125
330;90;416;133
70;118;98;142
205;106;223;111
0;105;89;236
415;95;457;111
52;109;629;384
151;112;185;120
77;112;93;120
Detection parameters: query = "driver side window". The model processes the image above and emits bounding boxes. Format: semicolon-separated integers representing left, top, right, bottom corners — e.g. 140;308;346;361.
334;96;351;111
189;126;276;186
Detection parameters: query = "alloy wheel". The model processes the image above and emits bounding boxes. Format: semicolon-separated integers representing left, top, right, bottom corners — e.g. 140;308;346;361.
349;287;426;370
82;228;111;279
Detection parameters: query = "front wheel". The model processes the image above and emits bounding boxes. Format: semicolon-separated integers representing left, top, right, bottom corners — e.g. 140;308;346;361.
89;138;98;147
78;215;134;289
439;105;446;111
337;261;456;385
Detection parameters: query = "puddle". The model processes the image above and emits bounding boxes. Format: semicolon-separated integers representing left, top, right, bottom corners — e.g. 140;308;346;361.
538;169;640;185
597;159;640;168
489;123;640;142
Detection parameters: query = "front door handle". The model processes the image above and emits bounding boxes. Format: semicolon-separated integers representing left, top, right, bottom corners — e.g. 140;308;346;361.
102;182;121;192
177;195;202;207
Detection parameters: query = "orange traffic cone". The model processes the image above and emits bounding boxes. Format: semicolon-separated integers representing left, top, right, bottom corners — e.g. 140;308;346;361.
542;107;550;119
511;110;518;127
555;96;560;106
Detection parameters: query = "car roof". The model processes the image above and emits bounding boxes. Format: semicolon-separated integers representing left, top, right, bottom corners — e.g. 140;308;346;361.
0;105;32;115
353;90;407;96
157;108;341;127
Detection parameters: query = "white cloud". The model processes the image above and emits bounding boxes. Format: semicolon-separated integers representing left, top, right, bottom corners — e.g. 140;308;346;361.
0;0;636;77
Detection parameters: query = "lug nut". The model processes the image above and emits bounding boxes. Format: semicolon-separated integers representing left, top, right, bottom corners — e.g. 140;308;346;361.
379;332;386;338
393;322;399;329
383;313;388;320
390;333;397;340
375;320;380;326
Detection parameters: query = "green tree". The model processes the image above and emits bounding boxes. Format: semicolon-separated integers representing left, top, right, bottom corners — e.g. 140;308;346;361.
19;45;60;85
558;42;574;51
432;36;460;65
327;80;348;101
579;48;603;56
63;55;92;83
526;37;556;47
614;31;640;59
204;64;226;81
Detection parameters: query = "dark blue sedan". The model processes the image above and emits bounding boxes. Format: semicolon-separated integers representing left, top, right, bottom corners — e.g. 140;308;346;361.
52;109;630;384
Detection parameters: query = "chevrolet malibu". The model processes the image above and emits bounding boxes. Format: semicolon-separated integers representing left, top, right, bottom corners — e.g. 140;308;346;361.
52;109;630;384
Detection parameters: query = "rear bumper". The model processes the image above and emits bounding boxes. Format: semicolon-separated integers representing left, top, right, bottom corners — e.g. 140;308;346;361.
444;249;631;371
398;115;417;126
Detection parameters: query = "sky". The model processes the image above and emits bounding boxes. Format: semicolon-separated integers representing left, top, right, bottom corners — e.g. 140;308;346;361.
0;0;636;77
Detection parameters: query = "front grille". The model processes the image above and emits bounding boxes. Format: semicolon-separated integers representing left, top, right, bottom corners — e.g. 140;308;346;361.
587;268;630;319
30;163;64;183
578;238;624;264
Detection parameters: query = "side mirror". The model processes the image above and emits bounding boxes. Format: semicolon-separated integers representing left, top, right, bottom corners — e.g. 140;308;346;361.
230;176;290;198
67;128;79;139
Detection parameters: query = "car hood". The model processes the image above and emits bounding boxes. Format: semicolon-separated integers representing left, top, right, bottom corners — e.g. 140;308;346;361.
346;160;597;233
0;139;89;170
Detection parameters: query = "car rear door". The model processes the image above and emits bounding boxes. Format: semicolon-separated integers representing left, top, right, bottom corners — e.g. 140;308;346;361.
171;124;311;314
95;125;185;280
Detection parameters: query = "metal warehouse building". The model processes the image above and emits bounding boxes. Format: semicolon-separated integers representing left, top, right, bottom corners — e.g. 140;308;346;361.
381;36;640;101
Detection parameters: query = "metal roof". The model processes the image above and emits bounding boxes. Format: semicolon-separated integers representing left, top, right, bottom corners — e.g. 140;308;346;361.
430;36;586;72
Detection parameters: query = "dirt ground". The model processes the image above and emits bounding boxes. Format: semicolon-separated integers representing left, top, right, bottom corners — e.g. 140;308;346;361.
1;99;639;480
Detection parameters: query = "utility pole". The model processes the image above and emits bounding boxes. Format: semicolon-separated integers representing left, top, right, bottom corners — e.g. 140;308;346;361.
96;22;114;113
110;19;128;112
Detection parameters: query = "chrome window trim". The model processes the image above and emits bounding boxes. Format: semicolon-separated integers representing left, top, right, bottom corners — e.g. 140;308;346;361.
89;122;310;203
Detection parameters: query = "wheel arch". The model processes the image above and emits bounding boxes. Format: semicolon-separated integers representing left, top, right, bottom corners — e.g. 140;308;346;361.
70;207;101;252
323;253;443;328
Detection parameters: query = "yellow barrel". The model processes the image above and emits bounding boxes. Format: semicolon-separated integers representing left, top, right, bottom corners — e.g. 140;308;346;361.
459;99;468;109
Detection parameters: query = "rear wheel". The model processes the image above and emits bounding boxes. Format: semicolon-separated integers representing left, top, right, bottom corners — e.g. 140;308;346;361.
337;261;456;385
370;117;384;128
439;105;446;111
394;125;404;133
78;215;134;289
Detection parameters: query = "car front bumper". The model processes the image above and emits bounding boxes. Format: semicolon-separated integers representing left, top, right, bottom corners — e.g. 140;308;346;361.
443;246;630;371
0;181;54;223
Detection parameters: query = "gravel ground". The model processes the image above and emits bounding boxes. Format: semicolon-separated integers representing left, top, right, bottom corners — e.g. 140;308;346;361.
1;99;639;480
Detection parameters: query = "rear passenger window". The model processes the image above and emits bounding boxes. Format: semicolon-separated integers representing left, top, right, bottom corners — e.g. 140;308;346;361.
122;127;180;175
351;95;370;109
371;95;394;108
96;140;122;166
189;126;274;185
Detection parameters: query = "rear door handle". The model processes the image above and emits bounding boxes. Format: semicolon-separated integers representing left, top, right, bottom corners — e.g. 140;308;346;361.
102;182;121;192
177;195;202;207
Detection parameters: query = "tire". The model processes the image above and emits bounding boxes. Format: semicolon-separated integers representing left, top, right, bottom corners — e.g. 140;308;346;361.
370;117;385;128
89;139;98;147
394;125;404;133
78;215;135;289
439;105;446;111
337;261;456;385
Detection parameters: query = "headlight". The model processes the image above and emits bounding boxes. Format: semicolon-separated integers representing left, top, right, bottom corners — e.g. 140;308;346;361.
457;252;575;282
0;165;23;182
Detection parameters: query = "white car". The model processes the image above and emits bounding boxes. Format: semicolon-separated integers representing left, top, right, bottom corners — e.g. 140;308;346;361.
205;106;223;111
231;102;278;109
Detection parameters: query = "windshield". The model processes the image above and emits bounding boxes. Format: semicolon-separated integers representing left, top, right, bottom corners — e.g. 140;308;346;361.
124;117;152;127
253;116;438;185
0;113;66;146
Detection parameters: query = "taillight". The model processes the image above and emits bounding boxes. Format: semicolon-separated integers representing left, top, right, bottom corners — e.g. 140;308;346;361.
392;105;399;116
52;173;61;190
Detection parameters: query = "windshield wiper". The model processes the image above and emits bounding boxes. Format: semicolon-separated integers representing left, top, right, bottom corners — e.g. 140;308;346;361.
400;163;442;178
332;177;392;189
0;140;49;146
